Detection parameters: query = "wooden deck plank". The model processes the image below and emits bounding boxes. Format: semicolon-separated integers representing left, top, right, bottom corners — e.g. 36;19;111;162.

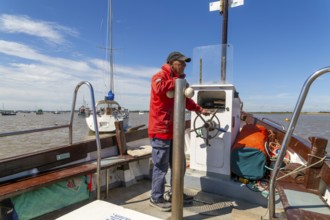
277;181;330;220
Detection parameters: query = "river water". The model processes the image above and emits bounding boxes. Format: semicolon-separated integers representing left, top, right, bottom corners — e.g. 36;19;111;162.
0;112;149;159
255;113;330;154
0;112;329;159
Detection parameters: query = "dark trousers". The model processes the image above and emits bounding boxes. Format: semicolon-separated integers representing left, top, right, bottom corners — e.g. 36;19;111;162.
150;138;186;201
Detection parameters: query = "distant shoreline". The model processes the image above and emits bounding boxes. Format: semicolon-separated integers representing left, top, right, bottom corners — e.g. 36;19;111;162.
8;110;330;115
250;112;330;115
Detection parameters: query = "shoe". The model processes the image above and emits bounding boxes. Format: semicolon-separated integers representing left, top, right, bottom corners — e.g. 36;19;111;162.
164;191;194;204
149;197;171;212
183;193;194;204
164;191;171;202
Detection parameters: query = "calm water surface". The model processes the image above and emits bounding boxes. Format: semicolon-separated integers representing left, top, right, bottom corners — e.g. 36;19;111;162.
0;112;149;159
255;113;330;151
0;112;329;159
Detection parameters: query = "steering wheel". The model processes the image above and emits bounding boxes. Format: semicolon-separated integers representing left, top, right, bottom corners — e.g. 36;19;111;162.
192;109;226;146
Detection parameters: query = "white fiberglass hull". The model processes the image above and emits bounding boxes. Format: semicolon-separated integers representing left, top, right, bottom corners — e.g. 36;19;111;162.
85;100;129;133
85;114;129;133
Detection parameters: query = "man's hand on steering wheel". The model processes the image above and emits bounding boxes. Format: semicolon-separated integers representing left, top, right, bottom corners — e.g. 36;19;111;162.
201;108;211;116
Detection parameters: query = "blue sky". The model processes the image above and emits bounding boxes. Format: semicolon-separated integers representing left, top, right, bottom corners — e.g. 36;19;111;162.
0;0;329;112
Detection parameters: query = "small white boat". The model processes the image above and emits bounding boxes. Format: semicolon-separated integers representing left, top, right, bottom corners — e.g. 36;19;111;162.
36;109;43;115
85;100;129;133
1;111;16;116
1;104;16;116
78;105;87;117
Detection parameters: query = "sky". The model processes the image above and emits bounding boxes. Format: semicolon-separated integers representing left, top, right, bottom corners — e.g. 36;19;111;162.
0;0;330;112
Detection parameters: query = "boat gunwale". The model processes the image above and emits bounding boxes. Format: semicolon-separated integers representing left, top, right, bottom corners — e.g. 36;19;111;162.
0;128;148;179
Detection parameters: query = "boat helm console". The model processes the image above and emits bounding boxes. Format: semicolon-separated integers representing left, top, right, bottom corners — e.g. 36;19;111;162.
189;45;242;178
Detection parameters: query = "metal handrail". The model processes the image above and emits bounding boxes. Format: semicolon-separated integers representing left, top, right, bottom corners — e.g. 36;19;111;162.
0;81;102;200
268;67;330;219
0;124;69;138
72;81;102;200
261;118;286;131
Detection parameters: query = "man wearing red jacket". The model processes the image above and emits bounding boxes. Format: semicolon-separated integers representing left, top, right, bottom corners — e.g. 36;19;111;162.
148;51;210;211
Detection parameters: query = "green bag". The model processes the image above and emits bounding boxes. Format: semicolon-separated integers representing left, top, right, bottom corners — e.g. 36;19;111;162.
11;176;89;220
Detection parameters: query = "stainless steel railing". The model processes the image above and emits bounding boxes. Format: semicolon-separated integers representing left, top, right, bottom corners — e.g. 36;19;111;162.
268;67;330;219
72;81;102;200
261;118;286;131
0;81;102;200
0;124;70;138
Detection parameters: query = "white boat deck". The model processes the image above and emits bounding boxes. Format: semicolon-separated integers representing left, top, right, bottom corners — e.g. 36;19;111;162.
56;200;161;220
50;179;278;220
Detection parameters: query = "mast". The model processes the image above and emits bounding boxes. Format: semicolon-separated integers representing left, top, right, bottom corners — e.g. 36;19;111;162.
105;0;115;100
220;0;229;83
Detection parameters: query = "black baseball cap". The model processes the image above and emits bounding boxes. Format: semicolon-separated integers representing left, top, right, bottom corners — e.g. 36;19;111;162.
166;51;191;63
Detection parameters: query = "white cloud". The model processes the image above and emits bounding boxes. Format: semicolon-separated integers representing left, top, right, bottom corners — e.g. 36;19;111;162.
0;14;78;44
115;65;159;79
0;39;153;111
0;13;155;111
0;40;42;59
0;40;96;74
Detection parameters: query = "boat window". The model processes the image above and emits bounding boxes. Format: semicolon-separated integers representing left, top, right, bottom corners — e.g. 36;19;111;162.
197;91;226;110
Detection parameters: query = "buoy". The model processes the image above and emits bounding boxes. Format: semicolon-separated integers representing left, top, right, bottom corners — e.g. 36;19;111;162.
285;118;290;122
184;87;194;98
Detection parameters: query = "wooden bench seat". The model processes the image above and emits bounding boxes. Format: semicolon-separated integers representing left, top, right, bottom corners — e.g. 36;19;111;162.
0;164;96;201
0;153;151;201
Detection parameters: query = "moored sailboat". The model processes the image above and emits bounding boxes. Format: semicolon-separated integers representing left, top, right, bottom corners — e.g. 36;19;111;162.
1;104;16;116
85;0;129;133
1;110;16;116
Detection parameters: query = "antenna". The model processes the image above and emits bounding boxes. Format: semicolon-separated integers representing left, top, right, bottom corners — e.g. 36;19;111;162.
220;0;229;83
210;0;244;83
105;0;115;101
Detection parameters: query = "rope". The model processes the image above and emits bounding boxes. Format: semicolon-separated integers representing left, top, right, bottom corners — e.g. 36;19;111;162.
276;155;326;181
265;164;285;171
264;141;271;158
265;129;291;165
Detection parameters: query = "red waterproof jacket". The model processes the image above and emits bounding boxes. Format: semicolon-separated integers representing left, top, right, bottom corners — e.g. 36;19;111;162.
148;64;203;140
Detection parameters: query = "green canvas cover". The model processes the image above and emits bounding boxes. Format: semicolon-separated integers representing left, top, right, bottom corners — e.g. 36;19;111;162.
11;176;89;220
231;148;266;180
